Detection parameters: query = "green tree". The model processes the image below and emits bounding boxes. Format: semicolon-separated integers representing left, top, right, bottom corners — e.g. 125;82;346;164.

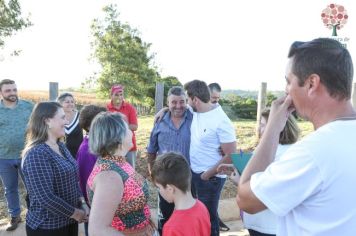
0;0;31;47
160;76;182;102
266;92;277;107
90;4;158;105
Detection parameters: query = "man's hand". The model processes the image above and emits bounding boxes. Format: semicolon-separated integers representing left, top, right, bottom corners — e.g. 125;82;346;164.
217;163;235;175
268;95;295;133
154;107;169;123
217;164;240;185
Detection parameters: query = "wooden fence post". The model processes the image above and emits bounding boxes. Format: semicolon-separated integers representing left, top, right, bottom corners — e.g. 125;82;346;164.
49;82;58;101
256;82;267;137
155;82;164;114
352;83;356;108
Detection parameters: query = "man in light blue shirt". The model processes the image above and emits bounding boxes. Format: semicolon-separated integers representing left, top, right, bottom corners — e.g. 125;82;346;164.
147;86;192;235
0;79;33;231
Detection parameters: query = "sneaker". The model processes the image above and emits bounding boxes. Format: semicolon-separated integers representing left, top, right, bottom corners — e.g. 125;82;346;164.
6;216;21;231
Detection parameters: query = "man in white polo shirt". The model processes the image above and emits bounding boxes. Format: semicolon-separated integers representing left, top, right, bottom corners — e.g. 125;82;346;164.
184;80;236;236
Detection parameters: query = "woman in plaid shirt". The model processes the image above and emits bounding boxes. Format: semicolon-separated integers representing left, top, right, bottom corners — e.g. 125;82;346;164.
22;102;89;236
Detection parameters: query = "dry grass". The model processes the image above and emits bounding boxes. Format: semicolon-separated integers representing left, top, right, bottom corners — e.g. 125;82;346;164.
19;90;108;107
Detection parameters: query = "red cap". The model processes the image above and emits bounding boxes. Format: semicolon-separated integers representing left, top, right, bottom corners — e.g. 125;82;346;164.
111;84;124;94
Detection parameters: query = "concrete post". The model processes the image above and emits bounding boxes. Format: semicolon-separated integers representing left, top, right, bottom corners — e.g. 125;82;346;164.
49;82;58;101
155;82;164;114
256;82;267;137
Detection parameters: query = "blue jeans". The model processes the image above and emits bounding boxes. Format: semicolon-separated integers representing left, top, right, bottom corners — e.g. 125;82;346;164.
192;172;226;236
0;158;23;217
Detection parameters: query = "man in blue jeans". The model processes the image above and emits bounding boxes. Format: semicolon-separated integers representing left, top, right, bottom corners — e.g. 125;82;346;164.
208;82;231;232
0;79;33;231
184;80;236;236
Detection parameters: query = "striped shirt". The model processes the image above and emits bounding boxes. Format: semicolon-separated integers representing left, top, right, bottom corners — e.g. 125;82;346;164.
22;142;82;230
147;110;192;162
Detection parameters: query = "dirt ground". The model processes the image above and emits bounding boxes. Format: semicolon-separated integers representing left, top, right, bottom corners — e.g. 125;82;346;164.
0;152;237;221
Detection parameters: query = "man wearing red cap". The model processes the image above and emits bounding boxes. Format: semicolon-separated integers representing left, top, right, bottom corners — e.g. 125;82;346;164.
107;85;138;169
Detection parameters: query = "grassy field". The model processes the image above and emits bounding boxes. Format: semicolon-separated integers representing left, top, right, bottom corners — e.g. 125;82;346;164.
135;116;314;154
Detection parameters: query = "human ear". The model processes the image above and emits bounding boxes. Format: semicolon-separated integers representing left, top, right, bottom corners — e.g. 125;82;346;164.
166;184;175;193
45;118;52;129
307;74;320;96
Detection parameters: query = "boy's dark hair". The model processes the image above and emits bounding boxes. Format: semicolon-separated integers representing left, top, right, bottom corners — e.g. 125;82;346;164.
288;38;353;100
151;152;191;193
79;105;107;132
184;80;210;103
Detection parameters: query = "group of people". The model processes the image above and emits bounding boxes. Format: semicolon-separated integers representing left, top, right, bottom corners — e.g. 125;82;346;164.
1;37;356;236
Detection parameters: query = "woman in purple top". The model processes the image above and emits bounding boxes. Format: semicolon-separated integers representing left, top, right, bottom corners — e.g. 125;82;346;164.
76;105;106;236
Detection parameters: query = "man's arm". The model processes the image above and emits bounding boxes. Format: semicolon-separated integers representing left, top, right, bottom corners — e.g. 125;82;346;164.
146;121;160;176
237;96;294;214
147;152;157;176
154;107;169;123
201;141;236;180
127;105;138;131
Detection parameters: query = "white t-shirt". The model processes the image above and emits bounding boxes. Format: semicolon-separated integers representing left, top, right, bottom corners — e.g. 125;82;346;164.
251;120;356;236
190;105;236;174
243;144;292;234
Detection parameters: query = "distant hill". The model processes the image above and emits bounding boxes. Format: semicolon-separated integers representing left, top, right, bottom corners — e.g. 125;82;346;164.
222;90;285;99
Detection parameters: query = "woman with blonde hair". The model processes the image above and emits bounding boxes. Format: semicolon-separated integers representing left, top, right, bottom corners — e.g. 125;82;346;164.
22;102;88;236
243;109;300;236
87;112;156;236
218;108;300;236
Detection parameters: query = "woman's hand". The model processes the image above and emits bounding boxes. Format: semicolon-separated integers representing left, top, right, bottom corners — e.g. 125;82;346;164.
71;208;87;223
81;203;90;222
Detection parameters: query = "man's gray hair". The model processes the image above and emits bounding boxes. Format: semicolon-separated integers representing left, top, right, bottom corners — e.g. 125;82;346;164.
167;86;186;97
89;112;128;157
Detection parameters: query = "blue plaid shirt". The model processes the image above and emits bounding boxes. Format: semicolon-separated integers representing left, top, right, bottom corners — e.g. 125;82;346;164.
147;110;192;162
22;142;82;230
